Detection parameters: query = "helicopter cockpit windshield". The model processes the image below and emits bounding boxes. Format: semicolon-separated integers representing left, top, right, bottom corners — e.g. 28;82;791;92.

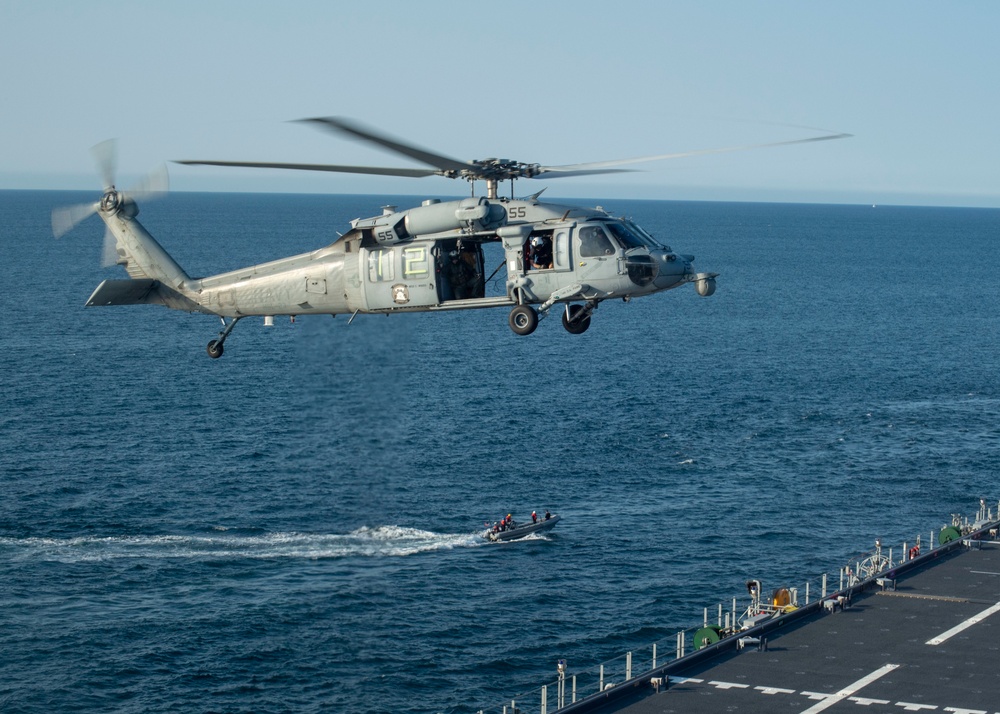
623;219;669;251
604;220;662;250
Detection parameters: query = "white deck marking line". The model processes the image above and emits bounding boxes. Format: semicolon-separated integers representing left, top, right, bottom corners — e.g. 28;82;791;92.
925;601;1000;645
895;703;937;711
802;691;833;701
756;686;796;695
798;664;900;714
709;680;748;689
942;708;987;714
850;696;891;705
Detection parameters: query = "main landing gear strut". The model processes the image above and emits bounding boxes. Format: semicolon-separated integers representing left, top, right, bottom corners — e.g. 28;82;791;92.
206;316;242;358
507;299;597;336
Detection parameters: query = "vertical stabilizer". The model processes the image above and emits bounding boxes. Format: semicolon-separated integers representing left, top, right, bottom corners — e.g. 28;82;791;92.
98;191;190;289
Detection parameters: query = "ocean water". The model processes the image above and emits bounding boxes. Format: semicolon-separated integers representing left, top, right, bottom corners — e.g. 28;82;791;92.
2;189;999;714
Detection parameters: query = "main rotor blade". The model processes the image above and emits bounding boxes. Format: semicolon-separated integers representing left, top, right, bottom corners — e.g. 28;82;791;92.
297;116;473;174
52;201;99;238
174;159;441;178
532;168;636;179
536;132;853;174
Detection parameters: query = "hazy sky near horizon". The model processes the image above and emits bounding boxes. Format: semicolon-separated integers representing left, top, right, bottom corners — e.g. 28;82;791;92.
3;1;998;206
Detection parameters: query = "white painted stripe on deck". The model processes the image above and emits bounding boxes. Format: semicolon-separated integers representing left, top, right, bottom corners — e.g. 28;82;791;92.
849;696;891;705
756;686;796;695
925;601;1000;645
895;703;937;711
797;664;900;714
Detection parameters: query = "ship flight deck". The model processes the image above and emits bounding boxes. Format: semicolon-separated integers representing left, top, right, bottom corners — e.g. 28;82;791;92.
571;527;1000;714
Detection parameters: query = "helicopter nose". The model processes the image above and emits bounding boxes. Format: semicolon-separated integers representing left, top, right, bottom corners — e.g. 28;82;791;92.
652;250;692;290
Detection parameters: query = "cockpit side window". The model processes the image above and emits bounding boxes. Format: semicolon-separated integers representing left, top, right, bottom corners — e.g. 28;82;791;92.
578;225;615;257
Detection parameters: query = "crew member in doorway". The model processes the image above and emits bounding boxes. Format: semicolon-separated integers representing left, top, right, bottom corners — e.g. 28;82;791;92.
444;249;475;299
530;236;553;269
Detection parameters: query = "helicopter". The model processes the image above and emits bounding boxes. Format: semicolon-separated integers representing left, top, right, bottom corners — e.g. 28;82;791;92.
52;118;848;358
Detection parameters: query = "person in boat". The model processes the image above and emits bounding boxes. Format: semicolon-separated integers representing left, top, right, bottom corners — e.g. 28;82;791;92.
506;513;513;529
544;510;551;520
531;511;538;524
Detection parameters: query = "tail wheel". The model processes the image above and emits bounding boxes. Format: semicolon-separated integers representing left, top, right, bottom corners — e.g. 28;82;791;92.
207;340;224;359
562;304;591;334
508;305;538;336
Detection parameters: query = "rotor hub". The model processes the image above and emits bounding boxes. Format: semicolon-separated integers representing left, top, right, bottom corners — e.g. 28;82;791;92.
100;188;121;213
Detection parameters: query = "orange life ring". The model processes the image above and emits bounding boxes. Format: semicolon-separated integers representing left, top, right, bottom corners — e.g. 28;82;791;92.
909;546;920;559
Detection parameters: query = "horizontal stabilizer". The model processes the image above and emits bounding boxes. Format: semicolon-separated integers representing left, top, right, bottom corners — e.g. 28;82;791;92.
86;279;200;311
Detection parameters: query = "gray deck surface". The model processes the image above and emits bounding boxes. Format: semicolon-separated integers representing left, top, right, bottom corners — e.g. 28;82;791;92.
600;541;1000;714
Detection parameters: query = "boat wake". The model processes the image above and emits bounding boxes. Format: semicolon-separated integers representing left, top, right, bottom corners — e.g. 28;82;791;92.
0;526;485;562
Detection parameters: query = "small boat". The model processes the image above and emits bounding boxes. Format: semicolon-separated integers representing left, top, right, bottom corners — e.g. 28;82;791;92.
486;514;560;542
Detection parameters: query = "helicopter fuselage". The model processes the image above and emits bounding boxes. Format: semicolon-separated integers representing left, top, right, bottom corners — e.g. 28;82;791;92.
82;191;716;355
184;196;715;321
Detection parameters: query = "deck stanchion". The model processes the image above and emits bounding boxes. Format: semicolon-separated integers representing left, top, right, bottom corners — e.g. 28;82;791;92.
822;573;827;598
540;687;546;714
557;660;566;709
572;675;577;703
652;643;657;669
626;652;632;681
599;664;604;693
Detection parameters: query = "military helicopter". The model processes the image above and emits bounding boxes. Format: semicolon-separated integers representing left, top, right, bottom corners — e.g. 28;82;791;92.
52;118;848;358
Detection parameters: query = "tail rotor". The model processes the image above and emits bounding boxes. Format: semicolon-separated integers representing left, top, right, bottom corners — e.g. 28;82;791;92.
51;140;169;250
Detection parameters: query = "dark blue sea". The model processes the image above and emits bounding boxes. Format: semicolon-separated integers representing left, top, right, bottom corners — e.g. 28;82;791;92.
2;189;999;714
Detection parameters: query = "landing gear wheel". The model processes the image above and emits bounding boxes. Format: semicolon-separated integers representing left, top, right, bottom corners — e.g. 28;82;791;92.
562;305;591;334
508;305;538;336
207;339;224;359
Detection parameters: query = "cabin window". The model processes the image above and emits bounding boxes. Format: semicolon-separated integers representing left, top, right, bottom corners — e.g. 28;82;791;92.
368;248;394;282
553;230;570;270
401;246;429;279
578;225;614;257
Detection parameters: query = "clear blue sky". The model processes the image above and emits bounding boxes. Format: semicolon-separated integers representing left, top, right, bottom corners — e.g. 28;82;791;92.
3;1;998;206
